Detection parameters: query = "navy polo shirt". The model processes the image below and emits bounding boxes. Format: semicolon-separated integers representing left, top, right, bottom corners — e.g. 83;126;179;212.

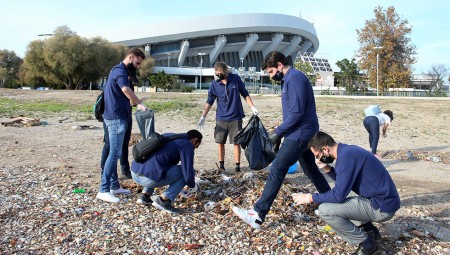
206;73;249;121
103;62;133;122
275;67;319;141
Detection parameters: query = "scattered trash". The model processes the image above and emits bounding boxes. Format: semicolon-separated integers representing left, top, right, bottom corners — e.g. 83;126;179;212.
204;201;216;211
1;116;41;127
72;189;86;193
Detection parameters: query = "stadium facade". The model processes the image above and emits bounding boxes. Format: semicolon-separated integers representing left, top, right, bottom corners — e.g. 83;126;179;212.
114;13;334;90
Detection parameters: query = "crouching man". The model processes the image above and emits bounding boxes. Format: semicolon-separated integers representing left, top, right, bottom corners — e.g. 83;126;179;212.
292;131;400;255
131;129;203;213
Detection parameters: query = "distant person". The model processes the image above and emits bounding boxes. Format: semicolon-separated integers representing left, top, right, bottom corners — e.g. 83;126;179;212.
363;110;394;158
96;47;147;203
232;51;330;229
131;130;203;213
197;62;258;172
293;131;400;255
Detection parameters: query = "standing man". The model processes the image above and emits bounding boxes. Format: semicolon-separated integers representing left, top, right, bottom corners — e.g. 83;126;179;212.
131;130;203;213
96;48;147;203
100;76;138;180
293;131;400;255
197;62;258;172
233;51;330;228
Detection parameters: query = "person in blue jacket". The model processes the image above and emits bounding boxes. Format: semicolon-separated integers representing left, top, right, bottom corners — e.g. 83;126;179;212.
97;48;147;203
233;51;331;229
197;62;258;172
131;129;203;213
292;131;400;255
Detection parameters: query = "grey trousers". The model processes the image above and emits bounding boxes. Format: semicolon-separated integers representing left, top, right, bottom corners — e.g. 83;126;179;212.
318;196;395;246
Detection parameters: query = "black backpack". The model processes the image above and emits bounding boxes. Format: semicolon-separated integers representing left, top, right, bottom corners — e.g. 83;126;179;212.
93;91;105;122
132;132;187;163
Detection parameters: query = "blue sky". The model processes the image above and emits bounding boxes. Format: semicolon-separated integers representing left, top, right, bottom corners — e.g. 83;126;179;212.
1;0;448;74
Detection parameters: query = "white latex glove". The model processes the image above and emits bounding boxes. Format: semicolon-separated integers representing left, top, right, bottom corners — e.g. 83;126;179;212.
197;116;206;129
251;106;259;115
292;193;312;205
137;104;147;111
315;159;328;169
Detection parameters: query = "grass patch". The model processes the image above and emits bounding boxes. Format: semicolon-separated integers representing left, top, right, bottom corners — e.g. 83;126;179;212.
0;98;91;117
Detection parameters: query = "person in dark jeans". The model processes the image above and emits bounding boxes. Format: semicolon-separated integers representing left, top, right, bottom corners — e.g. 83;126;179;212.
232;51;331;229
363;110;393;158
100;120;132;179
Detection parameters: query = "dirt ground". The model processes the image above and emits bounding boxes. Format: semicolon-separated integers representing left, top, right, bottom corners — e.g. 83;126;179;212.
0;89;449;254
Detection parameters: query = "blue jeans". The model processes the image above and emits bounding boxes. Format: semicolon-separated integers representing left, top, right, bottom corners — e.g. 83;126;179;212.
131;165;186;201
100;120;132;175
254;139;331;221
318;196;395;245
363;116;379;154
99;119;128;192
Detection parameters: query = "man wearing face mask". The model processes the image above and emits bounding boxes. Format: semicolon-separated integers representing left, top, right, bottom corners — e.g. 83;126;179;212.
197;62;258;172
233;51;330;229
292;131;400;255
96;48;147;203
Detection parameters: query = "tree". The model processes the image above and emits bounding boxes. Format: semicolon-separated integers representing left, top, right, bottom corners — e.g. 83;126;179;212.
21;26;127;90
293;60;316;85
137;57;156;86
425;64;448;96
0;50;23;88
356;6;416;93
334;58;362;94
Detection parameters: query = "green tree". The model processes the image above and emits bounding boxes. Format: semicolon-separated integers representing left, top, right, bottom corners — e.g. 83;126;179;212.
21;26;126;90
0;50;23;88
293;60;316;85
356;6;416;93
334;58;362;94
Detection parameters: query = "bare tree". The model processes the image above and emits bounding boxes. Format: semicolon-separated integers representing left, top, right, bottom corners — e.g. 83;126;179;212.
425;64;448;93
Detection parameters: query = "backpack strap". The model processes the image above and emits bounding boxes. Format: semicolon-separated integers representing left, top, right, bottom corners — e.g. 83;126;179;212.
164;133;189;142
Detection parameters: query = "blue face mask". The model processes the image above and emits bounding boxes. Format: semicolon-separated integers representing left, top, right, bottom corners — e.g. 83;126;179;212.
272;70;283;81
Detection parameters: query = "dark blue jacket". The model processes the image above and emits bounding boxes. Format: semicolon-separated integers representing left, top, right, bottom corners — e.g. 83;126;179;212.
312;143;401;213
131;133;196;188
103;62;133;122
206;73;250;121
275;67;319;141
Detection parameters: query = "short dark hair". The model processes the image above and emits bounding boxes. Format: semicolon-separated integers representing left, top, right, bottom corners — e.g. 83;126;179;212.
214;62;228;72
384;110;394;121
127;47;146;60
187;129;203;142
307;131;336;151
261;51;288;70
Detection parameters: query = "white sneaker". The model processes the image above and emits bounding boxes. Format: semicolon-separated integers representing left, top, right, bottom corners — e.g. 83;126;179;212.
110;188;131;195
96;192;120;203
232;207;262;229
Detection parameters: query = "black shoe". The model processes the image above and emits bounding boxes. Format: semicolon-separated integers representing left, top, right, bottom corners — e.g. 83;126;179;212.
151;195;180;214
235;166;241;172
121;171;132;179
352;243;385;255
136;193;152;205
366;228;382;241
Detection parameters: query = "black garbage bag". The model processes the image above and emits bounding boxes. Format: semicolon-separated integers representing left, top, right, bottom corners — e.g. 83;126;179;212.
134;109;155;139
234;115;276;170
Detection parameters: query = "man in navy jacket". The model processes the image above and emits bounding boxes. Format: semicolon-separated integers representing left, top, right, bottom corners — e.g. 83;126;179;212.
293;131;400;255
233;51;330;229
131;130;203;213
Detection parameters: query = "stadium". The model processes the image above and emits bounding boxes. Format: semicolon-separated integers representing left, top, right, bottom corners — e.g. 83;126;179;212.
113;13;334;91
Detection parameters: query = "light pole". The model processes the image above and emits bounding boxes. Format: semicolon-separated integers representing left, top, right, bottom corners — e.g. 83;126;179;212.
198;53;206;91
372;46;384;96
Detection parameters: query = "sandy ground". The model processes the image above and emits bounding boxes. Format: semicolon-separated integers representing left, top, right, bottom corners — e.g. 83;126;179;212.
1;89;449;254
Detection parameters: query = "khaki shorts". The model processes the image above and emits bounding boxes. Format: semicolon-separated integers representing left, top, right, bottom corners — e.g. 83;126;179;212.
214;120;243;144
